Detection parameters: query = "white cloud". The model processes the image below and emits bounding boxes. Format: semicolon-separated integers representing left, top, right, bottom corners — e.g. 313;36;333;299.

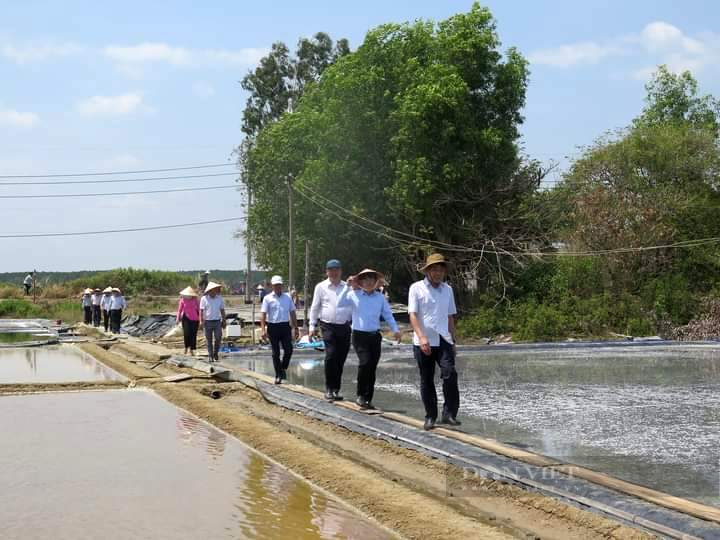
192;81;215;98
0;42;83;64
528;42;622;68
0;108;39;128
103;42;268;68
529;21;720;76
76;92;145;117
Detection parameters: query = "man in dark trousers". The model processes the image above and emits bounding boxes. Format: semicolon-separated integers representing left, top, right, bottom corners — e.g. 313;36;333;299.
260;275;299;384
408;254;460;431
309;259;352;401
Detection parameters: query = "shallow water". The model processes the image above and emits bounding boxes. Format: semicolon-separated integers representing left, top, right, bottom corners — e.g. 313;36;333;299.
0;331;47;344
0;390;392;539
0;345;125;383
225;345;720;507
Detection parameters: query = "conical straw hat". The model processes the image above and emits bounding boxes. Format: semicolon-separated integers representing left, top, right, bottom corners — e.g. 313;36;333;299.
83;288;93;294
103;287;113;293
179;286;198;297
204;281;222;293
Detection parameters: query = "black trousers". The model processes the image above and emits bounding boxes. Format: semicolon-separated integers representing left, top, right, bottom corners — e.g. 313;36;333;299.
102;309;110;332
181;315;199;350
352;330;382;402
109;309;122;333
83;306;92;324
91;305;101;326
413;337;460;420
320;322;351;392
267;322;293;377
24;284;30;295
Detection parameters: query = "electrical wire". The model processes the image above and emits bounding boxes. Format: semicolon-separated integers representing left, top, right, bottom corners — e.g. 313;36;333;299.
0;184;238;199
0;217;242;239
0;162;235;179
291;181;720;257
0;172;239;186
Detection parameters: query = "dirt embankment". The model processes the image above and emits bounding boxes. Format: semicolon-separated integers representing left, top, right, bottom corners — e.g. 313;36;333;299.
21;340;655;540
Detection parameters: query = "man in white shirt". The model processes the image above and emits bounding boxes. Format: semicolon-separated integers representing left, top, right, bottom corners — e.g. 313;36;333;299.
100;287;113;332
309;259;352;401
90;288;102;327
408;254;460;431
81;289;93;324
108;288;127;334
199;282;226;362
261;275;298;384
23;272;34;296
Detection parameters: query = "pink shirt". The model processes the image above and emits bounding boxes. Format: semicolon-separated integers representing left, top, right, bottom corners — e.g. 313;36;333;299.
176;297;200;322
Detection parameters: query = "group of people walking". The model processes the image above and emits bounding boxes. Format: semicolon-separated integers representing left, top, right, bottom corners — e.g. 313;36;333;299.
265;253;460;430
80;287;126;334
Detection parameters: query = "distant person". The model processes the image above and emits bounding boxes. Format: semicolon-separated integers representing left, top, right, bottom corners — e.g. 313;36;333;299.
23;272;34;295
309;259;352;401
108;288;127;334
260;275;299;384
100;287;113;332
90;288;102;327
289;286;299;307
176;286;200;356
408;254;460;431
200;282;226;362
198;270;210;294
258;283;269;302
81;288;93;324
337;268;401;410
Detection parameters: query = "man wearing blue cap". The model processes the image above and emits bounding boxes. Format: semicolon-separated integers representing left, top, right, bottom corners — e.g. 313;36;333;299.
309;259;352;401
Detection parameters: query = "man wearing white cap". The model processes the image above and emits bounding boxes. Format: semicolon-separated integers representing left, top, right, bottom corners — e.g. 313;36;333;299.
108;288;127;334
260;275;299;384
309;259;352;401
198;270;210;294
200;282;226;362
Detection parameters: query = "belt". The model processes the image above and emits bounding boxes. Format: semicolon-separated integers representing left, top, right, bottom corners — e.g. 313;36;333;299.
352;329;380;336
320;320;350;326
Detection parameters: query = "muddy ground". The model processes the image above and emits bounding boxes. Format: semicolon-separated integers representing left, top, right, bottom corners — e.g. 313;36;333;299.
4;337;656;540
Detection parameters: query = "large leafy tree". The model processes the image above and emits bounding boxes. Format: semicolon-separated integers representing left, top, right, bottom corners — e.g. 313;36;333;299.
556;66;720;296
245;3;547;301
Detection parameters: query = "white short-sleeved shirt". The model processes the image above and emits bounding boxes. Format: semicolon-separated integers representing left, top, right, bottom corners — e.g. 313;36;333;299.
200;294;225;321
100;294;112;311
261;292;296;323
408;278;457;346
109;295;126;310
308;279;352;331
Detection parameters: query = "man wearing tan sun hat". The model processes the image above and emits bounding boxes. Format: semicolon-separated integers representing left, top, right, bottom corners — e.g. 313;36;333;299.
100;287;113;332
337;268;401;410
408;253;460;431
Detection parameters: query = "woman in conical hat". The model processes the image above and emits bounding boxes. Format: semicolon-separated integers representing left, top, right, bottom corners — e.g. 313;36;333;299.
177;286;200;355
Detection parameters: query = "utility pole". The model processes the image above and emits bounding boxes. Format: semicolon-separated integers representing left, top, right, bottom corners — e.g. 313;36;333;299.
245;186;252;304
287;173;294;290
303;240;310;333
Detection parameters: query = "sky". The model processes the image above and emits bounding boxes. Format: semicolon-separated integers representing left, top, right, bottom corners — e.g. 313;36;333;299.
1;0;718;272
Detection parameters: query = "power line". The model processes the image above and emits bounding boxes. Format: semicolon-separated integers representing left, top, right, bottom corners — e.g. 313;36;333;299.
291;181;720;257
0;217;242;239
0;184;238;199
0;172;239;186
0;162;236;179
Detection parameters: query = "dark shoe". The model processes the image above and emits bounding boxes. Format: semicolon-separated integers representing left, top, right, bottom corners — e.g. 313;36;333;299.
324;390;334;401
332;391;343;401
281;369;287;380
355;397;369;409
274;376;281;385
365;402;375;410
440;415;462;426
424;417;436;431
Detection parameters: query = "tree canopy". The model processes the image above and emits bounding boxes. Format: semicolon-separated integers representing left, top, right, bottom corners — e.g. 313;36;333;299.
244;3;547;299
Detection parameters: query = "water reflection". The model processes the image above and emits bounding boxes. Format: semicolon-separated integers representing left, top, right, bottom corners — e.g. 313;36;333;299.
0;390;392;539
0;345;125;383
224;346;720;507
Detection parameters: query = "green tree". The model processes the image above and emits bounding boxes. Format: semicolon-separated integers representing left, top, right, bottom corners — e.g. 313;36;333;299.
245;3;547;301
